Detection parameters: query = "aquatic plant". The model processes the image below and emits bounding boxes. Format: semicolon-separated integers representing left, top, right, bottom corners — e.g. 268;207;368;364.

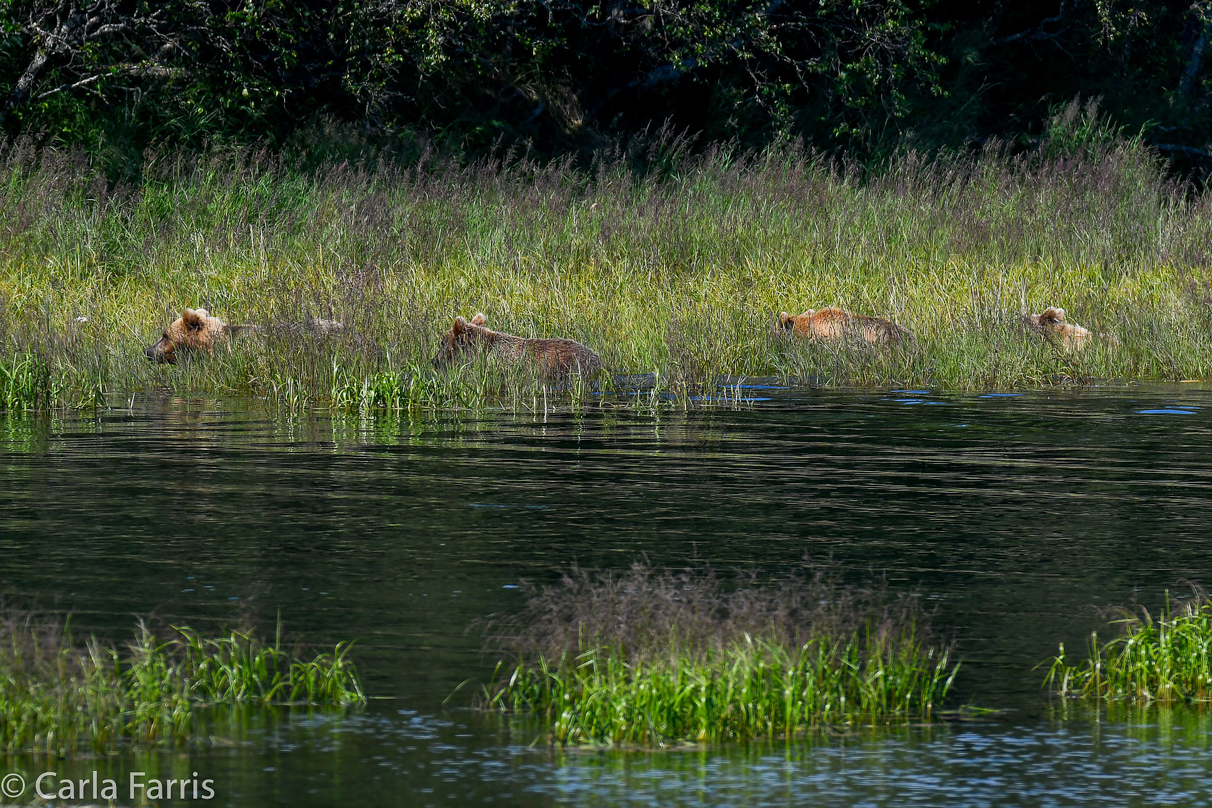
0;353;53;410
1045;590;1212;705
0;612;364;754
2;136;1212;410
480;562;959;745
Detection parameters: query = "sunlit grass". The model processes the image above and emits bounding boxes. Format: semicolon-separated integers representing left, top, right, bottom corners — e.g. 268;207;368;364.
0;353;54;410
0;612;364;754
2;136;1211;410
1046;590;1212;704
484;632;957;746
478;562;959;745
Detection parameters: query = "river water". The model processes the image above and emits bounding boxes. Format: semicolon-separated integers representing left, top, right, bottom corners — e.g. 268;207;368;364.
2;384;1212;806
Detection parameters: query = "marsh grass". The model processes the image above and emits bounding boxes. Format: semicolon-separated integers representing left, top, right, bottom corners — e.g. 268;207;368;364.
1046;589;1212;705
0;611;364;754
0;353;54;410
479;562;958;745
3;118;1212;410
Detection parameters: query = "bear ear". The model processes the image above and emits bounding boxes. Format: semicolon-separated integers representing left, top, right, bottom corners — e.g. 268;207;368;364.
1042;307;1064;321
802;309;816;318
471;312;486;326
452;315;467;333
778;312;794;327
182;308;205;330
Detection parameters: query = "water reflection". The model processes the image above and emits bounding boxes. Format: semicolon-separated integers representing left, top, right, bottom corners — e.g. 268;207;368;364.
8;706;1210;807
2;385;1212;805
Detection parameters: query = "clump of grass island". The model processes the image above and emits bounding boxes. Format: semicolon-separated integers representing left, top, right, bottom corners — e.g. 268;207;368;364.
0;611;364;755
480;561;959;746
1046;588;1212;705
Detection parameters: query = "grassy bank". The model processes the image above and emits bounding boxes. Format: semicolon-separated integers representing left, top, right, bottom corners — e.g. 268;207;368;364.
1046;590;1212;705
0;612;364;754
479;563;958;745
2;126;1211;409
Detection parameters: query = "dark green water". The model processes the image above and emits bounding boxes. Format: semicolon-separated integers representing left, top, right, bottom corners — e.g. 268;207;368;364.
3;385;1212;806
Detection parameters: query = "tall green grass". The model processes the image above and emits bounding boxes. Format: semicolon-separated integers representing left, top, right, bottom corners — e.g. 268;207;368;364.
479;562;959;745
2;114;1211;409
0;354;53;410
485;631;956;746
0;612;364;754
1045;590;1212;704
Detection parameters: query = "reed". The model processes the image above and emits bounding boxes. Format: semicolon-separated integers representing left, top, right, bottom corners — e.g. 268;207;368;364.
479;562;959;745
0;612;364;754
1045;589;1212;704
2;116;1211;410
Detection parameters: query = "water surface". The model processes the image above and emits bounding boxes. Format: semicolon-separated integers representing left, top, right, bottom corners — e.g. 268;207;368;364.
2;384;1212;805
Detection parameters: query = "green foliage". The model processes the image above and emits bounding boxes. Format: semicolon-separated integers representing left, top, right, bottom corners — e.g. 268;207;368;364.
0;613;365;754
1;1;1208;168
1046;591;1212;705
485;633;958;745
0;353;52;410
2;139;1212;407
479;561;959;745
1041;97;1137;160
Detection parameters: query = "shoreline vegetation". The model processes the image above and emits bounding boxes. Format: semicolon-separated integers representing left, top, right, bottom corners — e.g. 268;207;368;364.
478;562;958;745
0;612;364;755
2;111;1212;412
1046;589;1212;706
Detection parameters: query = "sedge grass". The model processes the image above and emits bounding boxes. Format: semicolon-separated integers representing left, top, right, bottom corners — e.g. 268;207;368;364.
2;127;1212;410
0;612;364;754
479;562;959;745
1045;589;1212;705
0;353;54;410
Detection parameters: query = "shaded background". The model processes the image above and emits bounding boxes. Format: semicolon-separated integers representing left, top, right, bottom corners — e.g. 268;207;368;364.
1;1;1210;178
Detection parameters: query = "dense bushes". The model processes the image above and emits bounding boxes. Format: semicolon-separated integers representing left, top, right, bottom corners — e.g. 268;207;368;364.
0;1;1209;173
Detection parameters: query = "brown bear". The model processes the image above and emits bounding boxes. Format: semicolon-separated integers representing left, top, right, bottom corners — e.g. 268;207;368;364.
144;308;252;364
433;313;602;378
145;308;345;364
1021;307;1093;351
776;307;910;346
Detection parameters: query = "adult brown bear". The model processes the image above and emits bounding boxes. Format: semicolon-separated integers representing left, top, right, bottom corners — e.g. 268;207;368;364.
775;307;910;346
433;313;601;378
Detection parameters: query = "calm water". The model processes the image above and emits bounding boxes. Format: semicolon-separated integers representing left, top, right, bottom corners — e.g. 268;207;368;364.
2;385;1212;805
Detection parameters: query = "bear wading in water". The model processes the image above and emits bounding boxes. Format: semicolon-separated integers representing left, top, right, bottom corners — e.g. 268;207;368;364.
144;308;247;364
145;307;342;364
776;307;910;346
433;313;601;378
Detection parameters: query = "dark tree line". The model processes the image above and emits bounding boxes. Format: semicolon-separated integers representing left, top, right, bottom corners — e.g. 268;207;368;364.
0;1;1209;168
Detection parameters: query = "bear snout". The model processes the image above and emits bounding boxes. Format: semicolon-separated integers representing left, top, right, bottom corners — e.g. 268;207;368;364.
145;337;175;364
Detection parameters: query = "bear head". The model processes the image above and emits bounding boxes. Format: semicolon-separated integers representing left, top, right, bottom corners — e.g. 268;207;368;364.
1038;307;1066;325
432;312;488;368
775;310;817;336
145;307;225;364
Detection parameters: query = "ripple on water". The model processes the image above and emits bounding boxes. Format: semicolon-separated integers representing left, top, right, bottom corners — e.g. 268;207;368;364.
5;385;1212;807
538;718;1212;807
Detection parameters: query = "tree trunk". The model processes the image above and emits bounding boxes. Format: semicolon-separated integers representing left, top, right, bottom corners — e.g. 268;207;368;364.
1178;6;1211;102
0;45;52;128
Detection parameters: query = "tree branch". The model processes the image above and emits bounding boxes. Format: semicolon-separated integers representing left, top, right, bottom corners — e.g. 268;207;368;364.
992;13;1067;47
1148;141;1212;160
